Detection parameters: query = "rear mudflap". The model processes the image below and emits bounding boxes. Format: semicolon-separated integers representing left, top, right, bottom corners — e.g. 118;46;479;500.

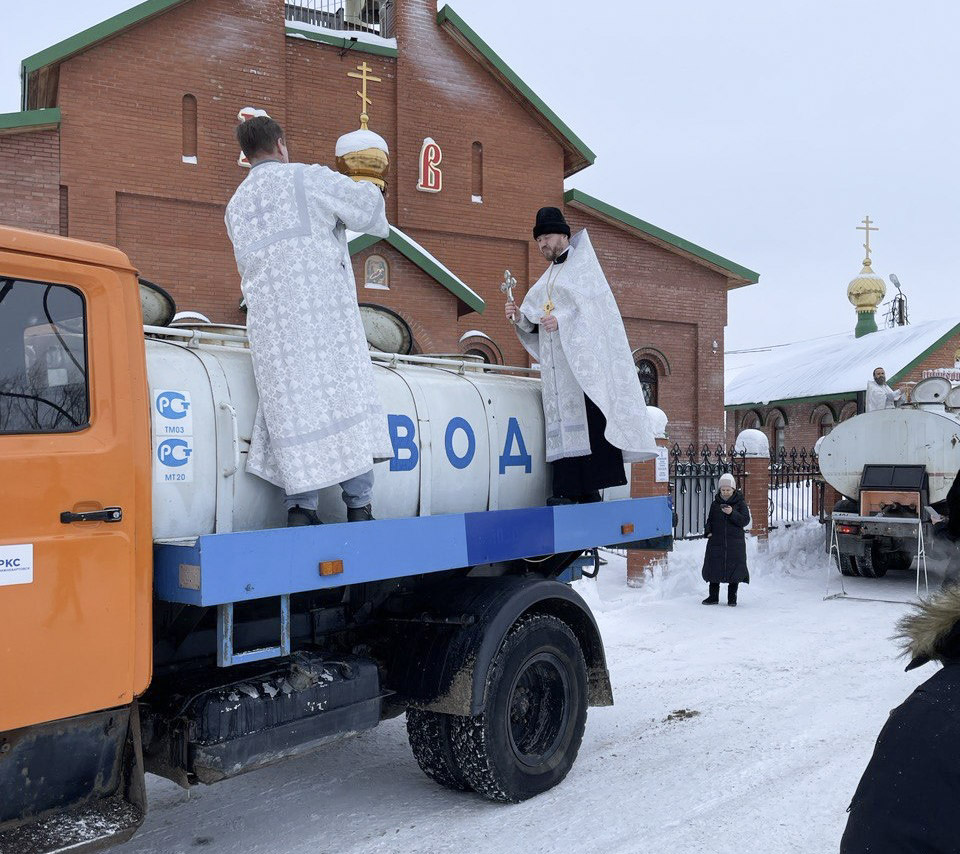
0;704;145;854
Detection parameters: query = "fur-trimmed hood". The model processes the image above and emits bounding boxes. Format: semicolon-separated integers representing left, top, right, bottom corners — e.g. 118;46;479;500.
896;583;960;670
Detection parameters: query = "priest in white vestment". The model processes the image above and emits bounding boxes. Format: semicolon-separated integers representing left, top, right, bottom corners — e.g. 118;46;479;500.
225;116;392;525
506;207;658;504
865;366;903;412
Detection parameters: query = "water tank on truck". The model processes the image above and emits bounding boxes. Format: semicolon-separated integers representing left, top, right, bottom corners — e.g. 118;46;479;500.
145;323;624;539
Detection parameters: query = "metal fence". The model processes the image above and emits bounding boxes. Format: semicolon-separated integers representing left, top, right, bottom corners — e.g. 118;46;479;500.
670;445;748;540
284;0;394;36
768;447;820;529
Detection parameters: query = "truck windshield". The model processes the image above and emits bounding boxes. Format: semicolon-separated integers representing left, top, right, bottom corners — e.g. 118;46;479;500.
0;278;89;434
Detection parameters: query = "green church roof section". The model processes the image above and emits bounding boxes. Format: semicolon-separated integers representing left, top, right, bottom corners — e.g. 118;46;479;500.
0;108;61;135
436;5;596;178
564;189;760;286
349;226;485;315
21;0;191;75
285;24;399;58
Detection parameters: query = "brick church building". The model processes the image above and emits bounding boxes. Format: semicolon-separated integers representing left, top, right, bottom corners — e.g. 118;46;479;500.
725;230;960;456
0;0;758;448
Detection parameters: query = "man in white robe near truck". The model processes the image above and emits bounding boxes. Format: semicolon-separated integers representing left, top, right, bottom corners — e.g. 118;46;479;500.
225;116;391;525
865;366;904;412
505;206;658;503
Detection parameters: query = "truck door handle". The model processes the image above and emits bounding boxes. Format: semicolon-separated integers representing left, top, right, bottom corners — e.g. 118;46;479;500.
60;507;123;524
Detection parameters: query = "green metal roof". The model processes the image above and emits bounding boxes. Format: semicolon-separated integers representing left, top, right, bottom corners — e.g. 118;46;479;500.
349;226;485;315
436;5;596;178
564;188;760;286
0;108;61;135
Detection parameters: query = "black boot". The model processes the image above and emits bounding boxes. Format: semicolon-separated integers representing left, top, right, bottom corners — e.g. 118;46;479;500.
727;583;739;607
702;583;720;605
347;504;374;522
287;506;321;527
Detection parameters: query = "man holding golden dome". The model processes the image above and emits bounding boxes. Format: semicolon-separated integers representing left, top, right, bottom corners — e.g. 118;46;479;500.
225;116;391;526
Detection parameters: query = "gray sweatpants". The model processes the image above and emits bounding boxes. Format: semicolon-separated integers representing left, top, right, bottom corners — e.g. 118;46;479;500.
284;469;374;512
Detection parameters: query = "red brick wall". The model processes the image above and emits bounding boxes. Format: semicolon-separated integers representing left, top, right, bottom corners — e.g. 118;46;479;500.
55;0;286;322
0;129;60;234
896;331;960;391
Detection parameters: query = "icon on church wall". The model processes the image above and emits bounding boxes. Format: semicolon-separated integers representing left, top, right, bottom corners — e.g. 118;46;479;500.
417;138;442;193
237;107;270;168
365;255;389;290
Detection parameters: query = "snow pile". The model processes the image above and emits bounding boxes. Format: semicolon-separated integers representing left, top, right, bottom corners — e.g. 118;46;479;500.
646;406;668;439
335;129;389;156
734;427;768;457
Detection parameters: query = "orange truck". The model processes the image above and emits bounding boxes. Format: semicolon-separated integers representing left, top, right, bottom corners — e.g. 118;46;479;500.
0;225;671;853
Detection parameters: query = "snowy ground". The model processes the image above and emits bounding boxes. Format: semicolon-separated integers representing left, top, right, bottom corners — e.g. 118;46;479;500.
115;522;936;854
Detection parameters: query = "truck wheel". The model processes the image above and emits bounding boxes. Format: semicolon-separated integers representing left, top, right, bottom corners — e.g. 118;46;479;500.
855;546;878;579
834;552;859;577
406;709;472;791
450;614;588;803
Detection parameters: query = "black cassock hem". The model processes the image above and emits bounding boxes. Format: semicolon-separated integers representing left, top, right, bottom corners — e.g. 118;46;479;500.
550;395;626;499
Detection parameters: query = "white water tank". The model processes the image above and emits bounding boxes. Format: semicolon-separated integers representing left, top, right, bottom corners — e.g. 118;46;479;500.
817;408;960;502
146;328;563;539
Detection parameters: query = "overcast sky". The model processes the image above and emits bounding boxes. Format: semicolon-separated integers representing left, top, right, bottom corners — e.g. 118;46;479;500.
3;1;958;349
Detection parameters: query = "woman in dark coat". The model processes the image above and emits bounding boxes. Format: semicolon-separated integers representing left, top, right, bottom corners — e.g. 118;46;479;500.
701;472;750;606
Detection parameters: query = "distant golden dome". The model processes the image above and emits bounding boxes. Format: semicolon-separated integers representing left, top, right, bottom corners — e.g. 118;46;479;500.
847;259;886;313
335;128;389;190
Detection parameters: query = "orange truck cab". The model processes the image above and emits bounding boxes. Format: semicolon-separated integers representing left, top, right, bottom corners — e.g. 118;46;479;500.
0;225;672;854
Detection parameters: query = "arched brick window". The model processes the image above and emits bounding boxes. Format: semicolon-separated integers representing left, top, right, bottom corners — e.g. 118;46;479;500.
767;408;788;458
459;333;502;365
811;403;837;439
838;401;858;422
741;410;762;431
636;359;658;406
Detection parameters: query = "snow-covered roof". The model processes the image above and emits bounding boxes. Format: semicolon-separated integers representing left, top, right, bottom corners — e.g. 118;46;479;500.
725;317;960;407
348;225;485;314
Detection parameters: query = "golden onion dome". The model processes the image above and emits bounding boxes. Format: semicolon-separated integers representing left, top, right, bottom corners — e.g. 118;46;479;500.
847;259;886;312
335;128;389;190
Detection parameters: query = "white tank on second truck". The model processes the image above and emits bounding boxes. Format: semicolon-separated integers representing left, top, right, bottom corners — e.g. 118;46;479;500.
818;405;960;503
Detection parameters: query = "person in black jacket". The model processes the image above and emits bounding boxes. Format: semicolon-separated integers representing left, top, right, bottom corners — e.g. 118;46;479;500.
840;583;960;853
701;472;750;606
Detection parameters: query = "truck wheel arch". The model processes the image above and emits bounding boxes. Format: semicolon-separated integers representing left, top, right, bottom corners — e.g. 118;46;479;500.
382;576;613;717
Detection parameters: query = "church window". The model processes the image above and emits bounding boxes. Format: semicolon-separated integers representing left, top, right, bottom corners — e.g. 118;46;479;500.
818;411;834;438
472;142;483;203
741;411;761;431
182;94;198;164
364;255;389;290
636;359;658;406
771;413;786;458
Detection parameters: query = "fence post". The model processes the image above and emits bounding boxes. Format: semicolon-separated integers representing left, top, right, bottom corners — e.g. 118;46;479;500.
627;409;670;587
735;428;770;544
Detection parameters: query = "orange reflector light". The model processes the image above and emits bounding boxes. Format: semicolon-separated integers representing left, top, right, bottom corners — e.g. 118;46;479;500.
621;524;635;535
319;560;344;576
